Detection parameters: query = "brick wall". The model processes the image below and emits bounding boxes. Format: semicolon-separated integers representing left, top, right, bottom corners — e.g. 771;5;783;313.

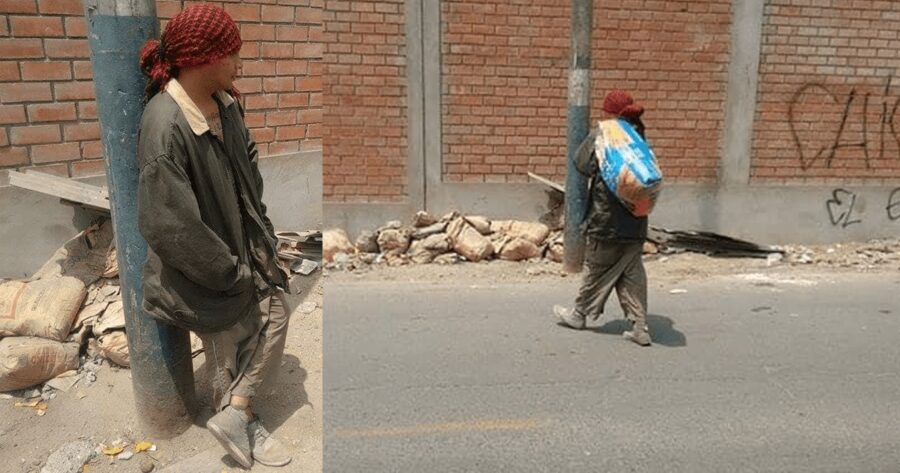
322;0;406;202
753;0;900;183
442;0;732;185
0;0;322;180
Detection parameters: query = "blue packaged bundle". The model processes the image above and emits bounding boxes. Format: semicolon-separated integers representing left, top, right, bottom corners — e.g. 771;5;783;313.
594;119;663;217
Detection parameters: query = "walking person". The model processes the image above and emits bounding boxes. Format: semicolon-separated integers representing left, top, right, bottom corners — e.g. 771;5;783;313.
136;4;293;467
554;90;653;346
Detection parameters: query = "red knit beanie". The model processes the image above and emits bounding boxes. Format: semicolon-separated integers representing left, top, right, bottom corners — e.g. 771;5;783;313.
139;4;242;98
603;89;644;120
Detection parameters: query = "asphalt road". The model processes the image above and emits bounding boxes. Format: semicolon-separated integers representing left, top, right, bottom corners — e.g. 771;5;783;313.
324;272;900;473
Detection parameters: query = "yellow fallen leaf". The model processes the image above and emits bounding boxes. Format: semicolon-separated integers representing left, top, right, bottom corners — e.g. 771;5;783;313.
15;400;39;408
36;409;46;417
101;445;125;456
134;441;153;453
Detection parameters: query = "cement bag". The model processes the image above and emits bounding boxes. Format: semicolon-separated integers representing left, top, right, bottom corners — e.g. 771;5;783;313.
0;277;87;341
0;337;80;392
447;218;494;262
97;331;129;368
595;119;662;217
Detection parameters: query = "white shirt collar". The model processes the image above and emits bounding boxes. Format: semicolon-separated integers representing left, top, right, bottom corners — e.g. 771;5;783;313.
164;78;235;136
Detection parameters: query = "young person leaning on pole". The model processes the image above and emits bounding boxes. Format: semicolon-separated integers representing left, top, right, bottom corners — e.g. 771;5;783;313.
554;90;653;347
136;5;293;468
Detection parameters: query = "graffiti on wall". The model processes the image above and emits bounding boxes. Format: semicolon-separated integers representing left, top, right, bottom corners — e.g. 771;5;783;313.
790;76;899;171
825;187;900;227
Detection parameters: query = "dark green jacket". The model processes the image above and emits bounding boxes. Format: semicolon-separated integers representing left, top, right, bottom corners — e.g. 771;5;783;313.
137;86;286;333
574;127;648;242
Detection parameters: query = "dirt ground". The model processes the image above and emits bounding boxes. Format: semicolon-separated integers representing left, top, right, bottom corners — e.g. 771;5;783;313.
327;238;900;285
0;274;323;473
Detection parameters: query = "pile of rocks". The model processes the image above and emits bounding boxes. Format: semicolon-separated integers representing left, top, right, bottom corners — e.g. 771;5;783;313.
324;211;564;270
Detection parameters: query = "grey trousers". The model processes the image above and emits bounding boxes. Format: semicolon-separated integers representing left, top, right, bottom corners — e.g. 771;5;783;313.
200;289;291;412
574;240;647;325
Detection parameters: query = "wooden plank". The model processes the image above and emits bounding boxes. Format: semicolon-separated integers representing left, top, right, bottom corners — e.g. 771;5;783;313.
527;172;565;193
8;171;110;211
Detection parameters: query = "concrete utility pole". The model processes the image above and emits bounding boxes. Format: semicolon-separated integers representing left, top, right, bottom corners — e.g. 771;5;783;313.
83;0;195;437
563;0;593;273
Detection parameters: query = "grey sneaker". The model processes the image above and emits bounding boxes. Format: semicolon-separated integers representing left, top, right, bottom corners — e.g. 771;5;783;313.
206;406;253;468
623;323;652;346
249;418;293;467
553;305;586;330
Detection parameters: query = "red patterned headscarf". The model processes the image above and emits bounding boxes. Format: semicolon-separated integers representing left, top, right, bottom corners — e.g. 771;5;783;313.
139;4;242;102
602;89;644;120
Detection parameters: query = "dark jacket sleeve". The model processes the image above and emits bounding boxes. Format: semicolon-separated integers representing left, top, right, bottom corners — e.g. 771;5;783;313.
138;153;247;292
247;138;276;238
574;128;599;177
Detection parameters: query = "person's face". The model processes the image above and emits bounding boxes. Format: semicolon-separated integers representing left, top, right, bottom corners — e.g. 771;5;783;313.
208;51;242;92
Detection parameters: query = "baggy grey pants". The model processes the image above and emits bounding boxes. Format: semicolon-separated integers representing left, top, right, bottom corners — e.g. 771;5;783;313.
574;240;647;325
200;288;291;412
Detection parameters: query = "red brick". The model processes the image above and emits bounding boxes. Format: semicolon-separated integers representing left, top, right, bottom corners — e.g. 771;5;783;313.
77;101;96;120
0;128;6;147
0;38;43;58
0;0;36;14
0;104;25;124
0;82;51;102
63;122;100;141
64;16;86;37
265;110;296;126
297;76;321;92
0;61;21;81
275;126;306;140
80;139;102;159
20;61;71;81
44;38;88;58
241;60;276;76
54;81;95;101
298;108;321;124
224;3;260;21
276;25;308;42
71;158;106;177
0;146;28;166
294;42;323;58
73;60;92;80
279;92;309;108
10;15;63;36
37;0;81;15
263;76;294;93
26;102;76;122
295;6;323;24
261;42;294;58
261;5;293;23
30;142;80;163
276;60;308;76
10;124;59;145
241;24;274;41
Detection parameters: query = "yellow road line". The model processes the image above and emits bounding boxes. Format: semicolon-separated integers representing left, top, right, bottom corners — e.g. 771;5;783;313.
333;418;544;439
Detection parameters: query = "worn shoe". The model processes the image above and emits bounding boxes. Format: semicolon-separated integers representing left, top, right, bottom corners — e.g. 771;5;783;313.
553;305;586;330
206;406;253;468
249;418;293;467
623;322;652;346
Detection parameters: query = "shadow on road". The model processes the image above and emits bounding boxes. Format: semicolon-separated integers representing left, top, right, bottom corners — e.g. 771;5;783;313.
588;314;686;347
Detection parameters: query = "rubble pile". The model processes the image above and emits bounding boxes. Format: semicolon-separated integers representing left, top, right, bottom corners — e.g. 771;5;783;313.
324;211;564;271
780;239;900;269
323;211;899;273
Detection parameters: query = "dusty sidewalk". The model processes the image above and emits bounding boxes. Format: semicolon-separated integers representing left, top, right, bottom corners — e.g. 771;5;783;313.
0;274;323;473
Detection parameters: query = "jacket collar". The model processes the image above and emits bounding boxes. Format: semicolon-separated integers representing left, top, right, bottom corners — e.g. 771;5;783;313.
165;78;235;136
